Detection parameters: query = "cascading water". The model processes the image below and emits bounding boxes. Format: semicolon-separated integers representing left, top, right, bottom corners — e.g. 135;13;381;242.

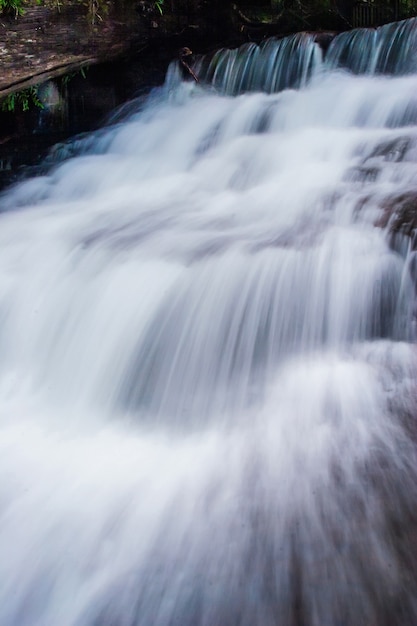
1;17;417;626
192;33;323;95
326;17;417;74
193;17;417;95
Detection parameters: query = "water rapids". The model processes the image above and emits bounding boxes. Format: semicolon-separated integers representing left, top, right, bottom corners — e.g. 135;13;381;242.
0;18;417;626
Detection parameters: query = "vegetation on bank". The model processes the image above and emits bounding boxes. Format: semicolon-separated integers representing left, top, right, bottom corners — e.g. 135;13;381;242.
0;67;88;113
1;86;43;112
1;0;416;22
0;0;26;16
1;0;416;41
0;0;163;18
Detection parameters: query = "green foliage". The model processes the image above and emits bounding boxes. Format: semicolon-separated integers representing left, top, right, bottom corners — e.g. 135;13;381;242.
61;66;88;87
154;0;163;14
0;0;25;16
1;86;44;113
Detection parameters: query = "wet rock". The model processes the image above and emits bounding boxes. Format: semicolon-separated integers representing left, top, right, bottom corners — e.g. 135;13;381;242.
365;136;411;163
344;165;380;183
313;31;337;52
375;190;417;245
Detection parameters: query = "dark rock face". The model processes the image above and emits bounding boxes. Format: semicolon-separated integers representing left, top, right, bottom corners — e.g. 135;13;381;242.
0;0;149;186
313;31;337;52
0;4;144;97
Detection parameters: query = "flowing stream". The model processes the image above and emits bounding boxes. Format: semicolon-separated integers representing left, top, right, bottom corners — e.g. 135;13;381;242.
1;18;417;626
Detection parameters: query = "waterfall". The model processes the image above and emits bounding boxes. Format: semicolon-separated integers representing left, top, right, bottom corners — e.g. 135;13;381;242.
0;17;417;626
193;33;323;95
326;17;417;74
193;17;417;95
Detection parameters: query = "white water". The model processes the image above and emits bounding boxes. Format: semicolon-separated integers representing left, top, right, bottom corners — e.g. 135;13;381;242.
1;31;417;626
